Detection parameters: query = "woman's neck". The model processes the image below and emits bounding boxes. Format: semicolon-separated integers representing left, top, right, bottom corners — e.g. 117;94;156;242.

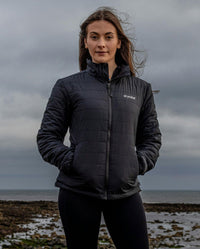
108;62;117;80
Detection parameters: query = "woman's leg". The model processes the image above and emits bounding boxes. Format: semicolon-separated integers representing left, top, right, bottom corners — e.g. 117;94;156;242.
58;188;102;249
103;192;149;249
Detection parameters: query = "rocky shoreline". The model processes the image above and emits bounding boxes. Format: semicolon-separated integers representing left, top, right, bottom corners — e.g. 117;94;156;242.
0;200;200;248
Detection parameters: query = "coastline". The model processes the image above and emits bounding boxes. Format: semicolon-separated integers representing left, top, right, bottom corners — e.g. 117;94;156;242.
1;189;200;203
0;200;200;248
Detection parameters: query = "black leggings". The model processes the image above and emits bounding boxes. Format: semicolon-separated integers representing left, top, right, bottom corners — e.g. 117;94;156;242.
58;188;149;249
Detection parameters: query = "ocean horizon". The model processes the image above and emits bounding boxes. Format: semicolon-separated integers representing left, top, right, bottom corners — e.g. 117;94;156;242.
0;189;200;203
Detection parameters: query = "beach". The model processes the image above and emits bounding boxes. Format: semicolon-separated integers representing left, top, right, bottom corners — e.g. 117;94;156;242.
0;200;200;248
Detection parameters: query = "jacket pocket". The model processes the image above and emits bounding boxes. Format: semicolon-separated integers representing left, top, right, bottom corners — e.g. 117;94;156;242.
132;150;140;177
126;149;140;180
60;147;75;175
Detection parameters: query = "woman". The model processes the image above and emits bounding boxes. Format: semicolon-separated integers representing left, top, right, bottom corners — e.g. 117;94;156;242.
37;7;161;249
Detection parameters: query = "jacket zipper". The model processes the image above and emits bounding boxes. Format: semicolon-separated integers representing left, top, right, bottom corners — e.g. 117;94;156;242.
105;81;112;199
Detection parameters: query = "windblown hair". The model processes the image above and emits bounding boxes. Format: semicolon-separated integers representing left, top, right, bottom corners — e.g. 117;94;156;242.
79;7;145;76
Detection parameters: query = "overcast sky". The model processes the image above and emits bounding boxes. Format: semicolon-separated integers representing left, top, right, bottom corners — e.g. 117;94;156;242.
0;0;200;190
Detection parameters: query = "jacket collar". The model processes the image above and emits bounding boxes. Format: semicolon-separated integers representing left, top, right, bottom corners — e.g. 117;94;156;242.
86;59;131;82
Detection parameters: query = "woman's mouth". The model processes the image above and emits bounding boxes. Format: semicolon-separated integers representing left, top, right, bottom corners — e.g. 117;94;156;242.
96;51;108;55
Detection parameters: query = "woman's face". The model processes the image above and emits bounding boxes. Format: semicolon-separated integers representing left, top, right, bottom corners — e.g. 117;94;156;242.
84;20;121;67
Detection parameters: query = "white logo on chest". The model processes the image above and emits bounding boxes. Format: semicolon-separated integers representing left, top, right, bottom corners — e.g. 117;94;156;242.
123;94;136;100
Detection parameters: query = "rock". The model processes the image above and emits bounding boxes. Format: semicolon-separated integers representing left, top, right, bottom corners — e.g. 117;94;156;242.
171;224;184;231
192;224;200;230
173;231;184;237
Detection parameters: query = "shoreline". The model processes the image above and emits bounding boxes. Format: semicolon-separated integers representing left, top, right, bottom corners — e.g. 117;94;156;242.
1;199;200;210
0;200;200;248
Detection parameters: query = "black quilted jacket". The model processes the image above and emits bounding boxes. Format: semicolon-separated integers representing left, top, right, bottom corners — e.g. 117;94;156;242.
37;59;161;200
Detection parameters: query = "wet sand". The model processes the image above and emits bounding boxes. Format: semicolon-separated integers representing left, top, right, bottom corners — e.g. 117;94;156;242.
0;200;200;248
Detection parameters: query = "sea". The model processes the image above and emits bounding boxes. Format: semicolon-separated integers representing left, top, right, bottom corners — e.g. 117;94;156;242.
0;189;200;203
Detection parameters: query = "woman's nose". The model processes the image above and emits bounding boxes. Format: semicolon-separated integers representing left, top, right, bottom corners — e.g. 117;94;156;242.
97;38;105;48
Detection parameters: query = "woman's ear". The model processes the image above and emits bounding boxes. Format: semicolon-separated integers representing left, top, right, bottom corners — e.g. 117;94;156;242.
117;39;121;49
84;38;88;49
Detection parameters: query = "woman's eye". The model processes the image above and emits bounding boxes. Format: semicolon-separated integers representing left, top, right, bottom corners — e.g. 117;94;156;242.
91;36;98;40
106;36;113;40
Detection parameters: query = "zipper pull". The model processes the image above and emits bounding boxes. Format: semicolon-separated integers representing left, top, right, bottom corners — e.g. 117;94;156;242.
107;82;112;97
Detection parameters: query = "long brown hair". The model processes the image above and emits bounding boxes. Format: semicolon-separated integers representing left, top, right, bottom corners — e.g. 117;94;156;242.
79;7;144;76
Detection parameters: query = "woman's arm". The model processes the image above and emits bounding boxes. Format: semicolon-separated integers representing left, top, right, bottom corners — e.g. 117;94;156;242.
136;83;162;175
37;79;74;173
